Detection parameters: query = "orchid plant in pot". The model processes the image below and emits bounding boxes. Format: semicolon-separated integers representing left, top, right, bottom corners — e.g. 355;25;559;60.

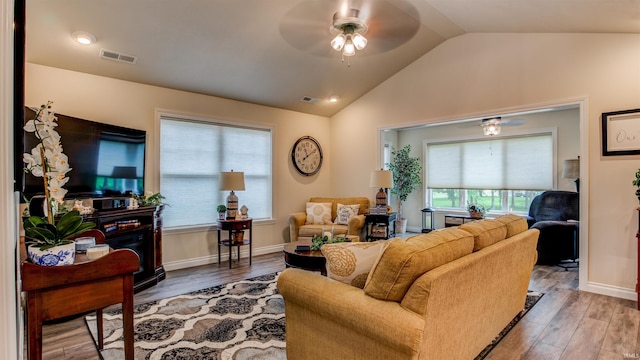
22;101;95;266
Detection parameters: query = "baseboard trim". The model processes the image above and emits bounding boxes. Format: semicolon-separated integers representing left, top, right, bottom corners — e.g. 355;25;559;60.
586;281;637;301
164;244;284;271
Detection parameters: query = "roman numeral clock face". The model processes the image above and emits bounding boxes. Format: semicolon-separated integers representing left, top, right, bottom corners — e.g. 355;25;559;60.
292;136;323;176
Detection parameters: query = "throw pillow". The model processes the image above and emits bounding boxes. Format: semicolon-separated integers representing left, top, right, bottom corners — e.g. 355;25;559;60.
334;203;360;225
321;241;390;288
305;202;333;225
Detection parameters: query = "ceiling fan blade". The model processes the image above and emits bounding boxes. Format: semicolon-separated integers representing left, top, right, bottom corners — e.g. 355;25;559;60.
279;0;420;57
501;118;525;126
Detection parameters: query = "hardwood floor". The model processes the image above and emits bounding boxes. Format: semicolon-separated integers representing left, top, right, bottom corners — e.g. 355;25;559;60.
34;252;638;360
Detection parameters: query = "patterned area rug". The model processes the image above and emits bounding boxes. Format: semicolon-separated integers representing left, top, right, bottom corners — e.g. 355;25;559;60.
86;273;542;360
85;273;285;360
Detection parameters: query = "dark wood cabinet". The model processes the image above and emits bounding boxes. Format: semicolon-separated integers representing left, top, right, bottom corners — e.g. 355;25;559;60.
84;205;165;292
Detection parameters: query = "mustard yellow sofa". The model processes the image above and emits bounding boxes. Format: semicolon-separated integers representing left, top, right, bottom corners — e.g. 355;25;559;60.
278;214;539;360
288;197;370;242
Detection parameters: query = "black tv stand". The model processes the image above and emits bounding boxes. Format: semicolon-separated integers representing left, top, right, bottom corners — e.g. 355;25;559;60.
84;205;165;292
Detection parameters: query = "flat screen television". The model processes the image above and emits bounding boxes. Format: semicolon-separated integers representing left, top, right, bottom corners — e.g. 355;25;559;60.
17;106;146;200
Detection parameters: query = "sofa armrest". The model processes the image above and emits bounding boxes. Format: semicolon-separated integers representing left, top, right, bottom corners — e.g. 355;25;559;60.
288;212;307;242
277;268;424;353
347;214;366;239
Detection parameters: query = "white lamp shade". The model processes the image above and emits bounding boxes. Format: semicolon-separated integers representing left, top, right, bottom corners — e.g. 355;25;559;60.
352;33;367;50
370;170;393;188
219;171;245;191
331;33;346;51
562;159;580;179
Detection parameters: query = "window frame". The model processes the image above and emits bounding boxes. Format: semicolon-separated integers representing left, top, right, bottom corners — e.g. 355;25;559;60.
423;128;557;215
155;109;275;230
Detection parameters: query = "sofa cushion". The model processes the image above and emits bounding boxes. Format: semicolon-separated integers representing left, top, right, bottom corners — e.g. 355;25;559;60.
494;214;528;238
459;219;508;251
309;197;370;219
299;224;348;238
364;229;474;302
305;202;333;225
321;241;390;288
334;203;360;225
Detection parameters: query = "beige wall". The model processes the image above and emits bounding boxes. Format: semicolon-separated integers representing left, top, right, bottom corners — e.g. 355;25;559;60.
331;33;640;299
25;63;332;268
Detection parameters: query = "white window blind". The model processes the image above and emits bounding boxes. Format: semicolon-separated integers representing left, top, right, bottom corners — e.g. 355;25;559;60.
160;117;272;228
427;134;553;190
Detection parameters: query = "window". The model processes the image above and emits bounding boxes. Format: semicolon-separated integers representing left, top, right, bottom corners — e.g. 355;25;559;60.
160;115;272;228
426;133;553;213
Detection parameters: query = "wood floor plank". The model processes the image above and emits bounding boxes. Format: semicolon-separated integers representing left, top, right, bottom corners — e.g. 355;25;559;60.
600;303;640;355
536;291;591;348
560;317;609;360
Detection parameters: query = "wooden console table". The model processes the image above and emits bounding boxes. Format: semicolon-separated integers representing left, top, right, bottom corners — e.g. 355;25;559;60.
217;218;252;268
21;233;139;360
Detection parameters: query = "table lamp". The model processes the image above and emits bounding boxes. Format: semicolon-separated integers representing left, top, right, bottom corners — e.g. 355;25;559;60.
561;158;580;192
219;170;245;219
369;169;393;207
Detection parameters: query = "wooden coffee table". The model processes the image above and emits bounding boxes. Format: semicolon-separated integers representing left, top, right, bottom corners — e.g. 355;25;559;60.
283;241;326;276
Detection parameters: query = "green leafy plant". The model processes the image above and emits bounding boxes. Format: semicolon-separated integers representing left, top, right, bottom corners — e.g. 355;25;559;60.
24;210;95;250
387;144;422;219
466;202;487;213
134;192;166;207
216;204;227;213
633;169;640;200
310;234;348;251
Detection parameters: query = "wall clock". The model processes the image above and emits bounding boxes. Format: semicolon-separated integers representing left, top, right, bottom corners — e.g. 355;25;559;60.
292;136;323;176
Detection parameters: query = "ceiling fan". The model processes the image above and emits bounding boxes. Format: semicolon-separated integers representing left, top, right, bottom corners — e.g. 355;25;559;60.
279;0;420;58
480;117;525;136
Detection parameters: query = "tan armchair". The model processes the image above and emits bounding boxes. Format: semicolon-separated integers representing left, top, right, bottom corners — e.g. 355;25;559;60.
288;197;370;242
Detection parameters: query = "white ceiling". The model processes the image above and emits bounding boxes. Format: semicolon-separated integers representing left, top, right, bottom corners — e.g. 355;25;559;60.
25;0;640;117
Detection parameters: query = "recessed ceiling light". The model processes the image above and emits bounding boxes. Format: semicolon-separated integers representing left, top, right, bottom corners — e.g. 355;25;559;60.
328;96;339;103
71;31;96;45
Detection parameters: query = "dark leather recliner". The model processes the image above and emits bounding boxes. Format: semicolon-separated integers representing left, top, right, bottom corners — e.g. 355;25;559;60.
526;190;579;266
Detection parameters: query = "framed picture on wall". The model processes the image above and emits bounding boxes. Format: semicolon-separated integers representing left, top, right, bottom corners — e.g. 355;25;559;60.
602;108;640;156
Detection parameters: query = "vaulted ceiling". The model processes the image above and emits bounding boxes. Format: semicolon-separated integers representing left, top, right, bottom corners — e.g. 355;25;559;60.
26;0;640;117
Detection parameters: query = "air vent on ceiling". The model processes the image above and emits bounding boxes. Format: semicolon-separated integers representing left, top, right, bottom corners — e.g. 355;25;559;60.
99;48;138;64
300;96;318;104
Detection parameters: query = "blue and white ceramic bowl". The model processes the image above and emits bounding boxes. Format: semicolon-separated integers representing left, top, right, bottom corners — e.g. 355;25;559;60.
27;242;76;266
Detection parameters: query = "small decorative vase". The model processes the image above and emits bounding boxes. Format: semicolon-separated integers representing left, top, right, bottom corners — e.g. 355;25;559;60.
469;211;485;219
218;212;225;220
27;242;76;266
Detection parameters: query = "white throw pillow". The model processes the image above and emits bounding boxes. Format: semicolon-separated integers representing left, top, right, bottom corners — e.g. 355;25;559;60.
322;241;390;288
305;202;333;225
334;203;360;225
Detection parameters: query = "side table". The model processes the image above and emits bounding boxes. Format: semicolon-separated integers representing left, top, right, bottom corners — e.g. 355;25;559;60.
217;218;252;268
365;212;397;241
21;233;139;360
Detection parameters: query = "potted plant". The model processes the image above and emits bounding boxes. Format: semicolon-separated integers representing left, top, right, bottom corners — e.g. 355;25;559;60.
217;204;227;220
387;145;422;234
467;202;487;219
632;169;640;203
22;101;95;265
134;191;166;207
24;210;95;266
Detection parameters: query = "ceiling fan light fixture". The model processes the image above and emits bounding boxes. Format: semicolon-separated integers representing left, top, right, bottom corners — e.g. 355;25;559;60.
481;118;502;136
343;38;356;57
352;33;367;50
331;33;346;51
330;9;368;65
